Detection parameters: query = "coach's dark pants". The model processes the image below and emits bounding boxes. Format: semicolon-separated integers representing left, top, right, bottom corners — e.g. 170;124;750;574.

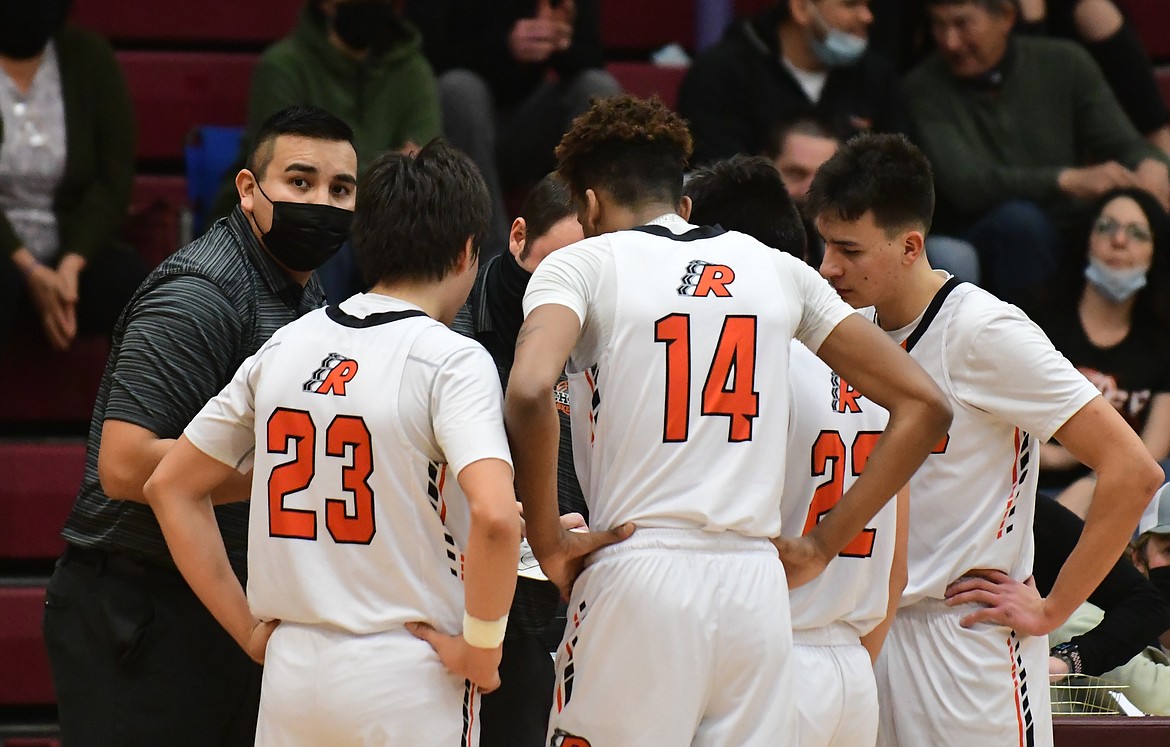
480;632;557;747
43;545;262;747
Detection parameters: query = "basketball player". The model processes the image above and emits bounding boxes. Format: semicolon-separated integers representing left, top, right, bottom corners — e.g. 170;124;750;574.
686;155;908;747
807;133;1164;747
144;141;521;746
504;96;952;746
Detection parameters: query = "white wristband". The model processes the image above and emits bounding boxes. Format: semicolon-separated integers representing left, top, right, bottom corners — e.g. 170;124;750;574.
462;612;508;649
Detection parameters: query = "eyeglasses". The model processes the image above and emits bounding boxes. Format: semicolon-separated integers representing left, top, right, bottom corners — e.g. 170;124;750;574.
1093;216;1153;243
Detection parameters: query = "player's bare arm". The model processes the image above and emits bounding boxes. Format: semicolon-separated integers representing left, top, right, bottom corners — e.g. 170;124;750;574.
780;314;951;588
504;303;633;598
409;457;521;693
99;419;252;505
946;396;1164;635
143;435;277;664
860;485;910;662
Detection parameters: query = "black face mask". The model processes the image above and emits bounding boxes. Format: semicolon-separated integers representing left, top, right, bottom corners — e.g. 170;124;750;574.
332;1;402;53
0;0;71;60
1148;565;1170;602
249;180;352;273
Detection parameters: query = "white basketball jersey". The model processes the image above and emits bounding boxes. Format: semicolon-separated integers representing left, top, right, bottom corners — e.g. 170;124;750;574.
185;293;512;635
880;278;1098;605
523;214;853;537
783;340;896;636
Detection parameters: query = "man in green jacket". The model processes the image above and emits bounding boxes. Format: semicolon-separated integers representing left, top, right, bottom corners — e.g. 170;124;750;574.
215;0;440;302
905;0;1170;301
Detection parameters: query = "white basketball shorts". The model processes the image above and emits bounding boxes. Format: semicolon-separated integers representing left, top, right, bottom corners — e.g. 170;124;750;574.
548;528;796;747
874;598;1052;747
256;622;478;746
792;623;878;747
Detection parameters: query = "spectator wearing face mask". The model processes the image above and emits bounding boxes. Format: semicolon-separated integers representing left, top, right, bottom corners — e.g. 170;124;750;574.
679;0;908;167
0;0;146;351
1022;188;1170;516
212;0;440;303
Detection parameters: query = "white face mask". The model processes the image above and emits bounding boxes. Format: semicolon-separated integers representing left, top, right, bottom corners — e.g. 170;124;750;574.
1085;255;1148;303
806;2;868;68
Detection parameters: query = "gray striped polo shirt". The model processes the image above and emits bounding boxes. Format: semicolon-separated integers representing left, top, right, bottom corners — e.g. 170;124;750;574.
61;207;325;577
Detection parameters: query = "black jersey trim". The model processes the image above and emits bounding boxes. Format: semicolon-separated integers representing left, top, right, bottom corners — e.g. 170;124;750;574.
326;305;428;328
904;277;964;353
629;223;727;242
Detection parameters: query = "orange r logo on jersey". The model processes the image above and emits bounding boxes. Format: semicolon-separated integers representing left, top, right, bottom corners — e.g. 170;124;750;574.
303;353;359;396
831;372;863;413
677;260;735;297
551;730;592;747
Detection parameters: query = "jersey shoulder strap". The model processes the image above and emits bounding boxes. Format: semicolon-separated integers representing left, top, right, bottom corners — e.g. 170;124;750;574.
904;277;964;353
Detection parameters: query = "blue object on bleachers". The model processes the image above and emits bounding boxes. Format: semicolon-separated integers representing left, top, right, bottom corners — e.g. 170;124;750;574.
184;125;245;237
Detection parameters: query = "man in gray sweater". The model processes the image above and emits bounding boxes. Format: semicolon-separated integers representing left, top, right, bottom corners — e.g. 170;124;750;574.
905;0;1169;300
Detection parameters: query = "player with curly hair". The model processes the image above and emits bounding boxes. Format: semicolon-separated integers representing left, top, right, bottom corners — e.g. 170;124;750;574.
505;95;952;746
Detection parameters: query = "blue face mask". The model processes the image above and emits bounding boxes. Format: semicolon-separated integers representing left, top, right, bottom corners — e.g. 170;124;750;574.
1085;256;1148;303
807;3;868;68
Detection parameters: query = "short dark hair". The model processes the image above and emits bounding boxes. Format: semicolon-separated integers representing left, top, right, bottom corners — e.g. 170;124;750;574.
805;132;936;234
685;155;806;259
555;95;693;208
350;139;491;285
923;0;1016;15
518;173;576;262
763;113;849;160
247;104;355;179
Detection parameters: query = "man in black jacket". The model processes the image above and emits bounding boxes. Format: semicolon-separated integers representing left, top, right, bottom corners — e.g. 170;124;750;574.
679;0;907;166
405;0;620;253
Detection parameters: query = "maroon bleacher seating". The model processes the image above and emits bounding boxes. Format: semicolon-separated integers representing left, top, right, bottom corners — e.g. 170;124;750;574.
607;62;689;111
735;0;774;17
127;174;188;269
601;0;694;53
0;442;84;560
1054;716;1170;746
3;740;61;747
1120;0;1170;61
0;587;55;706
72;0;297;46
118;52;256;162
0;336;107;427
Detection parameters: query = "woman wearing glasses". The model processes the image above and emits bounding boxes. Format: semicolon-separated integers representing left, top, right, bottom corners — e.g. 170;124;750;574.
1026;186;1170;515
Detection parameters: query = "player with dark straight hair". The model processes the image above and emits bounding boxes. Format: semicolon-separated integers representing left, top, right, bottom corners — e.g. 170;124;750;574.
808;132;1164;747
685;153;807;259
146;140;521;746
350;138;491;285
505;95;951;746
686;154;910;746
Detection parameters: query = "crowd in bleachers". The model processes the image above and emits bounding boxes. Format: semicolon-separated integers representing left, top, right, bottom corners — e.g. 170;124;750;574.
4;0;1170;744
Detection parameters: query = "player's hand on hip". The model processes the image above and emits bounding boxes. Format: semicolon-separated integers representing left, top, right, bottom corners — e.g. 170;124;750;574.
406;622;503;693
773;535;831;589
945;570;1054;635
243;618;280;664
539;523;635;600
